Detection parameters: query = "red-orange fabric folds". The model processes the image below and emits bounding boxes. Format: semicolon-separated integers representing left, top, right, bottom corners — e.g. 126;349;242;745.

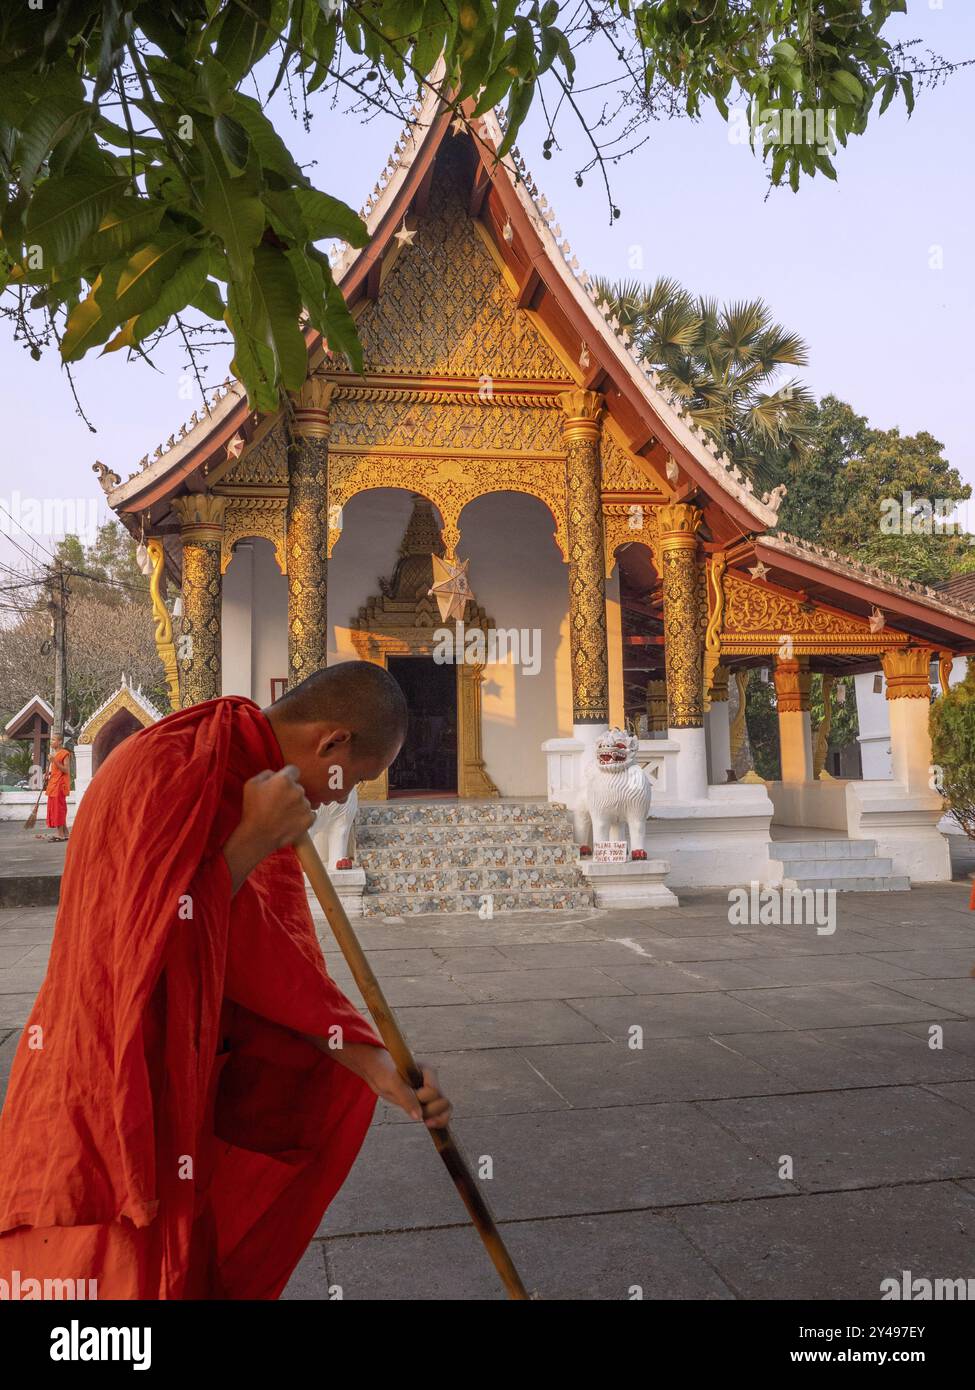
0;697;381;1298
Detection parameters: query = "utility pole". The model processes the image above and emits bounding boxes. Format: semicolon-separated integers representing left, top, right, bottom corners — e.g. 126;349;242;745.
46;561;68;740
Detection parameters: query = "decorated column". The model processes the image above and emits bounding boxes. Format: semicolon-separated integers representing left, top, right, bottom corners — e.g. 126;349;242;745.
774;655;814;783
172;494;225;707
881;648;935;792
287;376;334;686
659;502;708;800
559;389;609;734
646;677;668;735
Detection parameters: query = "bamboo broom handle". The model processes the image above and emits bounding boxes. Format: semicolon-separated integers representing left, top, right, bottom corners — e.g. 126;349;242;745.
294;833;531;1302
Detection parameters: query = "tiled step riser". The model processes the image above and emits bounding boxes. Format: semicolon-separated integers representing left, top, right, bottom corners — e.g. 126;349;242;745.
772;839;878;860
358;843;578;871
783;876;911;893
366;865;586;893
358;824;571;847
357;804;571;829
771;857;894;881
361;888;597;918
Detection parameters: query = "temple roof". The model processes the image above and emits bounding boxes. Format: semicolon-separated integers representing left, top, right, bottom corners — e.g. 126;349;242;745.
4;694;54;738
77;674;166;745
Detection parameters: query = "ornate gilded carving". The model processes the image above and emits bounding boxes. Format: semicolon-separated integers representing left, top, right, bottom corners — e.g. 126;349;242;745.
218;419;289;487
814;674;834;779
286;415;330;684
147;539;179;711
773;657;812;714
730;669;750;761
703;550;727;709
600;428;659;494
350;519;500;800
171;492;226;541
561;394;609;722
220;496;288;575
78;683;160;745
326;452;569;564
175;532;222;708
938;652;954;696
352;139;571;381
558;388;605;442
602;503;659;577
881;647;935;699
659;504;704;728
646;677;668;732
708;664;729;704
290;376;335;439
722;571;911;656
329;391;563;455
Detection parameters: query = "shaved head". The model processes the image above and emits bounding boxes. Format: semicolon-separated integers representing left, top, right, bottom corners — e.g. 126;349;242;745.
268;660;407;764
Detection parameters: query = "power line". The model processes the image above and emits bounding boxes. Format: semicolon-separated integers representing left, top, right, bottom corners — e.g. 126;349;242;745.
0;502;58;561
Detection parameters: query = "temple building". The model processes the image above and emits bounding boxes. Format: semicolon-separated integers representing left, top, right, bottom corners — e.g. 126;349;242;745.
98;88;975;908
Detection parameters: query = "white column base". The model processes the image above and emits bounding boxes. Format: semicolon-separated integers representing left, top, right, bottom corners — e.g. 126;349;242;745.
306;868;367;919
669;725;709;801
579;858;679;909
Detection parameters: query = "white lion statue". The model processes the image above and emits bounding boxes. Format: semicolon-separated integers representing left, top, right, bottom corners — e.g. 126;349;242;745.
311;786;359;870
573;728;653;860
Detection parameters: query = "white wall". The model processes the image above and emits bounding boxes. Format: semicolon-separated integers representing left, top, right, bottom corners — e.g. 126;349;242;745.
855;657;968;781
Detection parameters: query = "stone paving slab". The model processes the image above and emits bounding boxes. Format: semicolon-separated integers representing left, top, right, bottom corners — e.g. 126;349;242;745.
518;1038;796;1107
727;981;965;1030
864;947;975;977
879;977;975;1016
899;1018;975;1057
700;1085;975;1190
565;990;788;1040
926;1081;975;1114
321;1102;793;1236
668;1182;975;1301
719;1024;975;1091
382;998;611;1050
319;1210;737;1301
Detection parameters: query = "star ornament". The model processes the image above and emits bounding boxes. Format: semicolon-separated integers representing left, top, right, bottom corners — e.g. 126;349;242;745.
428;555;473;622
749;560;770;582
394;219;416;248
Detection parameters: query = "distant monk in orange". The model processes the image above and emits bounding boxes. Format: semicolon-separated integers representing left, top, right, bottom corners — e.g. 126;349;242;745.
0;662;451;1299
39;733;71;842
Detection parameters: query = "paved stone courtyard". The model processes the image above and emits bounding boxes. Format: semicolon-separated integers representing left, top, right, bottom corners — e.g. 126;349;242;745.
1;874;974;1300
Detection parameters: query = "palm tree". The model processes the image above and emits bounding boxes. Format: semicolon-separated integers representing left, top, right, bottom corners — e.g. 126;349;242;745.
593;276;814;491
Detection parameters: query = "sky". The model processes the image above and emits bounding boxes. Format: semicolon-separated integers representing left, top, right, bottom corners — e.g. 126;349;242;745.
1;0;973;575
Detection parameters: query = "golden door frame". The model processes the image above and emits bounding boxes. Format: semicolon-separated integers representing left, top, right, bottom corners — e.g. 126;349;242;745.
349;627;499;801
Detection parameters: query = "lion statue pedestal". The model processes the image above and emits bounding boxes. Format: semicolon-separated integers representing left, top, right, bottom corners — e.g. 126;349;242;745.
573;729;653;859
571;729;679;909
308;788;367;918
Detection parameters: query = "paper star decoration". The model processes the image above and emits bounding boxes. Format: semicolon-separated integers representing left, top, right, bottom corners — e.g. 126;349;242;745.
451;116;466;135
394;219;416;247
428;555;473;622
869;606;886;633
748;561;770;582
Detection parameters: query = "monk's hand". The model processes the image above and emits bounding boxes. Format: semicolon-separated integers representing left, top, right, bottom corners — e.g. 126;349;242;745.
348;1046;453;1130
222;766;316;892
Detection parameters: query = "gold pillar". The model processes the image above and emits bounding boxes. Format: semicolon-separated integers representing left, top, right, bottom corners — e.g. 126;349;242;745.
658;503;705;728
773;656;812;714
147;538;180;711
172;494;226;708
881;648;935;794
646;677;668;733
287;376;334;686
774;655;813;783
559;389;608;724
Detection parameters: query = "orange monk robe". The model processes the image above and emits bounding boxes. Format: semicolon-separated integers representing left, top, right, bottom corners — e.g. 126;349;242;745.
45;745;71;829
0;697;383;1299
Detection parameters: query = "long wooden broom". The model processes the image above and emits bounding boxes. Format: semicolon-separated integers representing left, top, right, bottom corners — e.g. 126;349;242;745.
23;786;44;831
295;832;532;1301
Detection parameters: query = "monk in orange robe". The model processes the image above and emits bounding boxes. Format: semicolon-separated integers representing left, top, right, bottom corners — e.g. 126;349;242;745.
40;733;71;841
0;661;451;1299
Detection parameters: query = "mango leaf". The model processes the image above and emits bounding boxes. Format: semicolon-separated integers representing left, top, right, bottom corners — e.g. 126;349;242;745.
214;0;273;85
226;280;277;412
61;274;120;359
248;243;307;391
97;229;201;322
25;175;128;268
15;96;90;191
198;132;265;284
127;250;210;343
189;278;226;321
293;187;368;246
232;95;308;184
77;198;167;264
214;113;250;175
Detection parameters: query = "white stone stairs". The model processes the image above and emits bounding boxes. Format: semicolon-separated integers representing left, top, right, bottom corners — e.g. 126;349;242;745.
769;837;910;893
354;799;596;917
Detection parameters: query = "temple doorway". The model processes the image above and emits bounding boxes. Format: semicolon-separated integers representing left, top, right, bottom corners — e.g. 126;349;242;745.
387;656;457;796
